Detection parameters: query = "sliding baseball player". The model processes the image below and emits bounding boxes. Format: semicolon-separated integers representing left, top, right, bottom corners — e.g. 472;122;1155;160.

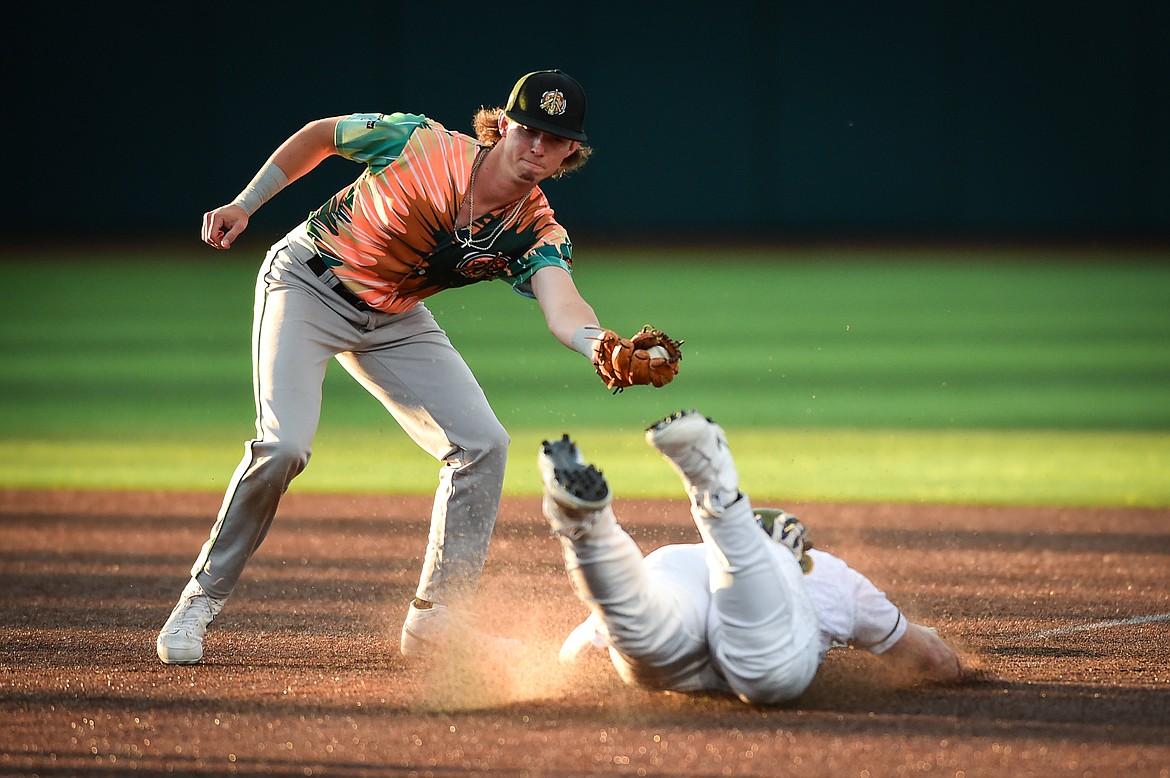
539;410;963;705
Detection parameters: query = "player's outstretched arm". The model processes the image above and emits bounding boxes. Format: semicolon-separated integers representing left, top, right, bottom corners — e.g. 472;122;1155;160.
530;267;682;391
530;266;601;350
879;623;964;684
202;116;344;250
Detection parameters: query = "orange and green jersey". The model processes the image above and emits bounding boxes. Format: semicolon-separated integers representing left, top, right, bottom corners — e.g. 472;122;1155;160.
304;112;572;314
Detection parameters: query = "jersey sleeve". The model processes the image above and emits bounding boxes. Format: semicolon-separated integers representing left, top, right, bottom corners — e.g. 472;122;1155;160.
334;112;429;173
506;239;573;298
803;550;908;657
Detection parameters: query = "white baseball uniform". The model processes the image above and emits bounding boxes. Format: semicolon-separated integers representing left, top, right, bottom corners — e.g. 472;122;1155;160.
557;496;907;705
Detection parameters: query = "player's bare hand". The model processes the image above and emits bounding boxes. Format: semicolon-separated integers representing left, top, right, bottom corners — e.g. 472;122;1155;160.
202;204;249;249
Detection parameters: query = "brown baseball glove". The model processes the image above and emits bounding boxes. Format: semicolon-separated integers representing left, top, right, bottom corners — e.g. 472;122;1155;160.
592;325;683;393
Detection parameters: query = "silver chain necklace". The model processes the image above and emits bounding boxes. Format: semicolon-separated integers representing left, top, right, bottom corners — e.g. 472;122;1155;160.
457;147;531;251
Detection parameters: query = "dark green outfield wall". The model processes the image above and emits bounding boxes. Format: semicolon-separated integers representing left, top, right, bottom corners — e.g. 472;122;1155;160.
13;1;1169;242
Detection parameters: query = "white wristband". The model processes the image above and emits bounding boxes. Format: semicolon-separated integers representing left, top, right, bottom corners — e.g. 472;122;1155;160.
230;162;289;216
570;325;604;359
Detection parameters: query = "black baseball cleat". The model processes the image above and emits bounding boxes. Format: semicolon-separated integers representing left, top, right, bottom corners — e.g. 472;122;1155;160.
538;435;611;538
540;435;611;507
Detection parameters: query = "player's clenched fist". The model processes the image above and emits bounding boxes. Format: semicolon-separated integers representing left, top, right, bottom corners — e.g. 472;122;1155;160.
202;204;249;249
591;325;683;392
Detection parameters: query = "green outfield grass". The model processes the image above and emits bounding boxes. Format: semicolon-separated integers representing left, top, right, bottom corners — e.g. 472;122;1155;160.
2;243;1168;506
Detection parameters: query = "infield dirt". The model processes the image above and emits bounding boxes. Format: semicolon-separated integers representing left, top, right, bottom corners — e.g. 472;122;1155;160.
1;489;1167;776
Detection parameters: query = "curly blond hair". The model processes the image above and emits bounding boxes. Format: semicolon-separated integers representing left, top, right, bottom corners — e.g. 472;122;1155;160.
472;107;592;179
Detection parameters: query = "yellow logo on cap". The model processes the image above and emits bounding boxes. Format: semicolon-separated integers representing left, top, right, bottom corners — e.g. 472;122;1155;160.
540;89;567;116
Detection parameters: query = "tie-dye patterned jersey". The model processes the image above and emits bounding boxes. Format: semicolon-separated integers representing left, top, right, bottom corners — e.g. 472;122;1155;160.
303;112;573;314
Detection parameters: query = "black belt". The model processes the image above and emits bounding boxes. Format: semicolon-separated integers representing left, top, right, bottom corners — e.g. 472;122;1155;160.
306;255;372;311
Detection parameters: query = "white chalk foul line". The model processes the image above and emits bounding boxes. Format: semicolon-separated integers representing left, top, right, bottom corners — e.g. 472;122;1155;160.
1021;613;1170;640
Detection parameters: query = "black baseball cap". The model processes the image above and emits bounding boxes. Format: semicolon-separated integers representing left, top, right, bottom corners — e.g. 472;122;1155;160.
504;70;588;143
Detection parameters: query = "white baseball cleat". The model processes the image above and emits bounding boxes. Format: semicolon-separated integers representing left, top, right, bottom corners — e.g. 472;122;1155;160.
538;434;612;539
156;579;226;664
399;601;524;659
645;410;739;513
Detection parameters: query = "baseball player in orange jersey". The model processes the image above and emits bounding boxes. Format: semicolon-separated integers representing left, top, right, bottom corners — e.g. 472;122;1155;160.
540;410;963;705
156;71;680;665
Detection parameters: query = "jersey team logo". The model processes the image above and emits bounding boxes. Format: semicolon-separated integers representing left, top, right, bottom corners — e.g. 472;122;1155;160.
540;89;568;116
455;251;511;281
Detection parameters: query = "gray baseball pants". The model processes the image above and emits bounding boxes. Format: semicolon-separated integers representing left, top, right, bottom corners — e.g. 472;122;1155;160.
189;232;509;605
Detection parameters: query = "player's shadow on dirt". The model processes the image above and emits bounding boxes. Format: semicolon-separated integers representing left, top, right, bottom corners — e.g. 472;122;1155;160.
985;645;1097;657
860;527;1169;555
767;673;1168;746
539;650;1169;747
